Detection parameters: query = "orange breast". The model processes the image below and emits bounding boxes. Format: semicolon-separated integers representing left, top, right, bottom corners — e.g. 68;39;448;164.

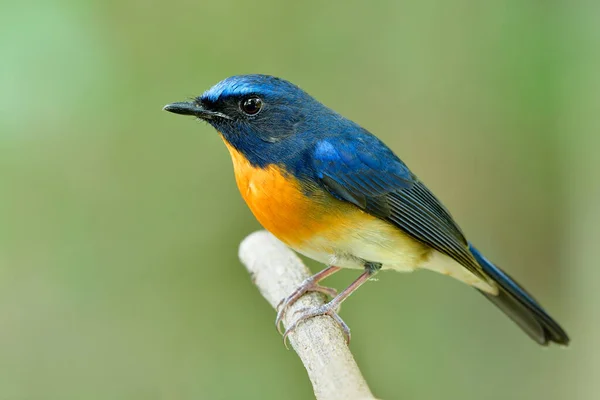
219;136;432;271
221;137;335;247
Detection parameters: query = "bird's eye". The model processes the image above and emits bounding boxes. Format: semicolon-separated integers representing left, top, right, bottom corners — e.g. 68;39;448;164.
240;96;263;116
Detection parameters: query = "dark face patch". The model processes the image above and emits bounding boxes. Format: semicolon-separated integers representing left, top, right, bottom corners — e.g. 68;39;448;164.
195;75;328;160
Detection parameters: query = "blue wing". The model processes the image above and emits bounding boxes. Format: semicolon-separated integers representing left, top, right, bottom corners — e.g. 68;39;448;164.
313;135;414;218
312;134;568;345
313;134;487;280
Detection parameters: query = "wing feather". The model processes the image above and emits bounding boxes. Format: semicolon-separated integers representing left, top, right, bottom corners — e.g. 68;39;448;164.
313;137;487;280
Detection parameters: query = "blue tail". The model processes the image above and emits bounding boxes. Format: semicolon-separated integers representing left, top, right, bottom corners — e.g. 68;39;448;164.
469;244;569;346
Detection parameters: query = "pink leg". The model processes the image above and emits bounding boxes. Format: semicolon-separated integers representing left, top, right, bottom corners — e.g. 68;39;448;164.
276;266;341;334
282;266;379;347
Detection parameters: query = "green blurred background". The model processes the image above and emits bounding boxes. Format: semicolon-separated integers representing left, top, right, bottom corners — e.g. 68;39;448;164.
1;0;598;399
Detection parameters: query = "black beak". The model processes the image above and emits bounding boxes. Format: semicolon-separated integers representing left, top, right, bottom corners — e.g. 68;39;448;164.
162;101;231;120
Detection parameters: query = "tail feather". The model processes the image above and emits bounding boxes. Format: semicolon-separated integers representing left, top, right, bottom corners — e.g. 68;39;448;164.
469;244;569;346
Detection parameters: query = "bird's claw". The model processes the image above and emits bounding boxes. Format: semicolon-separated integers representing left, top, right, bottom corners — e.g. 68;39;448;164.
282;302;351;349
275;279;337;334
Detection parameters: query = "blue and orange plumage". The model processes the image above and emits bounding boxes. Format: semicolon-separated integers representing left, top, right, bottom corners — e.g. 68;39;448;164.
164;74;569;346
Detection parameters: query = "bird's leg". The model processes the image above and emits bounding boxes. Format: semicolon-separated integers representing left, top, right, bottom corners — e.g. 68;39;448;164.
276;265;342;334
282;262;381;347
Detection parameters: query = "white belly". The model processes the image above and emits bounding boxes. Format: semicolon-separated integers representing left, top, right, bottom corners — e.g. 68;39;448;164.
288;216;497;294
289;216;430;271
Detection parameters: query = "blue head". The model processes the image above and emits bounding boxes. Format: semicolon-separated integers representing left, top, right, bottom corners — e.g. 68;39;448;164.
164;74;358;168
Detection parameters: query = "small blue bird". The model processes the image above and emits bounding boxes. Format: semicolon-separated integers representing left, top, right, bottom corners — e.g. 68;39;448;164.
164;74;569;346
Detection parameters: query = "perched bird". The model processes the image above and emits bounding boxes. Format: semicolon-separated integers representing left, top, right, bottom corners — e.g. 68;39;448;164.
164;74;569;346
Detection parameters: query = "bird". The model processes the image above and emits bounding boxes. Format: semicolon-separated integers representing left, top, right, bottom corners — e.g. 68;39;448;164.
164;74;569;347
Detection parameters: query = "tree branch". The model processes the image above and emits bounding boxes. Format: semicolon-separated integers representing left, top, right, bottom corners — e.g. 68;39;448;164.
238;230;378;400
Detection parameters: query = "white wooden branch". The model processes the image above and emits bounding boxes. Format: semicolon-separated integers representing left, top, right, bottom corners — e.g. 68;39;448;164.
238;230;378;400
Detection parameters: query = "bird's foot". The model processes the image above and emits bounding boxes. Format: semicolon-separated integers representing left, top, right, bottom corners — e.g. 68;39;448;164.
276;278;338;334
282;302;350;348
277;264;377;349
